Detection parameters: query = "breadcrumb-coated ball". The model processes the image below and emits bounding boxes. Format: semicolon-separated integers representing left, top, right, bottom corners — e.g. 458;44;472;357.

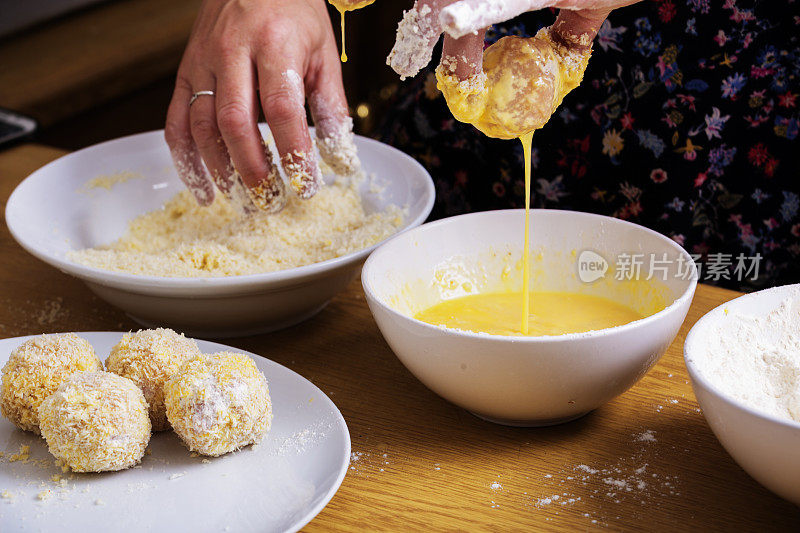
436;28;591;139
105;328;201;431
38;371;151;472
164;352;272;457
1;333;103;434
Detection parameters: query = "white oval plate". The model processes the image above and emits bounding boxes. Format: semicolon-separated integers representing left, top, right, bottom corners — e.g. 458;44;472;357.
0;332;350;532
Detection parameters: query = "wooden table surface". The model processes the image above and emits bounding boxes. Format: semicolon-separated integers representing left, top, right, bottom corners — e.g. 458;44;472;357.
0;0;202;127
1;143;799;531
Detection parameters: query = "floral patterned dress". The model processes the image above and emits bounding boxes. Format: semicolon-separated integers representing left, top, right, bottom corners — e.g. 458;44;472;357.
379;0;799;290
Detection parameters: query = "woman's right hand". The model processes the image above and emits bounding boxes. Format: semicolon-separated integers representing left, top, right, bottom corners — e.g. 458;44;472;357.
165;0;359;212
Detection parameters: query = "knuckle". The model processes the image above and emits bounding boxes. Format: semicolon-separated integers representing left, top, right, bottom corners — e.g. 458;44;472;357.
236;162;265;183
190;116;219;143
235;152;273;183
174;73;193;92
258;21;290;50
164;120;188;150
262;92;302;128
164;123;179;148
237;168;258;183
217;101;251;139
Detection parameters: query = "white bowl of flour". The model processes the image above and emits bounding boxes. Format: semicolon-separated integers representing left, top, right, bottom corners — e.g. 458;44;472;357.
685;284;800;505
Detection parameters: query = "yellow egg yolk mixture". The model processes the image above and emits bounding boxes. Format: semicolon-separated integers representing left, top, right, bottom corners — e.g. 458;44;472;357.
415;291;644;337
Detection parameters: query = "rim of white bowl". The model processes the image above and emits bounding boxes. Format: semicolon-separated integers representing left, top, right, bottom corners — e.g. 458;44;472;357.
684;284;800;432
5;130;436;292
362;208;698;344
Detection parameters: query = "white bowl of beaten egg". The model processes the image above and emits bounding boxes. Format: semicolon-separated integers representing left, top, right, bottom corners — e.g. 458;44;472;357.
684;284;800;505
362;209;697;426
5;127;434;337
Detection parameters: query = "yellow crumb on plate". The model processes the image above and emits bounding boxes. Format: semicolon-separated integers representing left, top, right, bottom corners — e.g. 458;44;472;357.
81;171;142;191
7;445;31;463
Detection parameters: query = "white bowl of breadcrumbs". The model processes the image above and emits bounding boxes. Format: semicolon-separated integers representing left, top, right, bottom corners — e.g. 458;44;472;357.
6;127;434;337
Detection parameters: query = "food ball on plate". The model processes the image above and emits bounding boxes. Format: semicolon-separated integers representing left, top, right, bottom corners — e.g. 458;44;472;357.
1;333;102;434
164;352;272;457
105;328;201;431
38;371;151;472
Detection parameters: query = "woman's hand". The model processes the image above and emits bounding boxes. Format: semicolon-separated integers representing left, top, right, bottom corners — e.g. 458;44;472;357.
387;0;641;83
165;0;359;212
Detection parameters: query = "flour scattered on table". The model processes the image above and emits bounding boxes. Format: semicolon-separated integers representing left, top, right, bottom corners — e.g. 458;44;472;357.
347;449;395;477
348;451;369;475
34;298;68;325
635;430;657;443
350;451;366;464
530;429;682;527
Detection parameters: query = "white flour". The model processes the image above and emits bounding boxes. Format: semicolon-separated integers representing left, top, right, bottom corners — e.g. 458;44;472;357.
694;295;800;422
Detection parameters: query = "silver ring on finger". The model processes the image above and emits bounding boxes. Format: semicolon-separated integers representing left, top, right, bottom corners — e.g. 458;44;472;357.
189;90;215;107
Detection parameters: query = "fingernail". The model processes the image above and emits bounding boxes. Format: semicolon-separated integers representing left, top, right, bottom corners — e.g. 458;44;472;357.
282;150;322;199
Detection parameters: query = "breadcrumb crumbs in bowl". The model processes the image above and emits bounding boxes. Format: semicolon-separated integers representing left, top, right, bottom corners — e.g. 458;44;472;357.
164;352;272;457
38;371;151;472
105;328;201;431
1;333;102;434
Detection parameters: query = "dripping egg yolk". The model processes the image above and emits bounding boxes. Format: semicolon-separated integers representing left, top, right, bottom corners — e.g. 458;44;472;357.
328;0;376;63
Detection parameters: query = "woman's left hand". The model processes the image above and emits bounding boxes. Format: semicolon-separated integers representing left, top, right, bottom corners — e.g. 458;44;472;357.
387;0;641;83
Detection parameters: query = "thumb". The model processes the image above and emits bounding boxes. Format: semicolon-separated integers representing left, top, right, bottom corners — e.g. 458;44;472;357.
440;27;486;82
550;8;611;49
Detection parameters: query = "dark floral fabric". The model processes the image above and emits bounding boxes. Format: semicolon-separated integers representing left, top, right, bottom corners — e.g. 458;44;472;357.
379;0;799;290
